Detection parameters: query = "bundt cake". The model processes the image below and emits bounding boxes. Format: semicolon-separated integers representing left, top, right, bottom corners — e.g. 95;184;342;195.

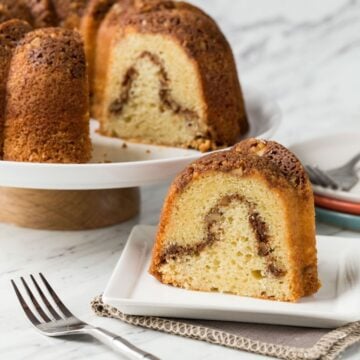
0;21;91;163
149;138;320;302
94;0;248;151
0;0;248;153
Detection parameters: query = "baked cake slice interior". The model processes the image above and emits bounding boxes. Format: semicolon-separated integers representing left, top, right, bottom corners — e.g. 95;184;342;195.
100;33;210;149
150;139;320;302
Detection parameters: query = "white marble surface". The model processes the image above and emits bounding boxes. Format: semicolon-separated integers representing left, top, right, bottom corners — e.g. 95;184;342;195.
1;0;360;359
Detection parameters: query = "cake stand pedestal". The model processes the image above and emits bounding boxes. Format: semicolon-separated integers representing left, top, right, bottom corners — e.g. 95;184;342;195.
0;187;140;230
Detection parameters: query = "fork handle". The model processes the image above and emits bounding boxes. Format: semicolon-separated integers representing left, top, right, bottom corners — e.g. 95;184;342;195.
87;327;160;359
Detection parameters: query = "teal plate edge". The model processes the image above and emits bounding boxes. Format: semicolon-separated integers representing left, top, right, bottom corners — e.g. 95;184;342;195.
316;207;360;232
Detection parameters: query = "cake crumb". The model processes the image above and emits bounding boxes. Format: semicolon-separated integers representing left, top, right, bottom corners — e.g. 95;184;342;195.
122;142;128;149
146;149;151;154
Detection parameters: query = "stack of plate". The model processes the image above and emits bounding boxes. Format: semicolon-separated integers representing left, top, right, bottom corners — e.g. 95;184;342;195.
290;134;360;231
313;187;360;231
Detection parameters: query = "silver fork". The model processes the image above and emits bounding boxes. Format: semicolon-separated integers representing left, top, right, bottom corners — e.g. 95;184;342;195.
11;273;160;360
306;152;360;191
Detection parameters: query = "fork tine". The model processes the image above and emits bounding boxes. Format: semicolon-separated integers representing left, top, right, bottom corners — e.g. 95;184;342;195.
39;273;73;318
313;166;339;189
31;275;62;321
306;166;323;186
306;165;338;189
11;280;41;326
21;277;51;323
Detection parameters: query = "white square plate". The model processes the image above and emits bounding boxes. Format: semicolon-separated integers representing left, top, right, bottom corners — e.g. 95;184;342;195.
103;225;360;328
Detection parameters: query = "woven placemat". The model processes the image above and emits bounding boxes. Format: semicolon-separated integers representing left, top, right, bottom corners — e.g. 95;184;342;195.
91;296;360;360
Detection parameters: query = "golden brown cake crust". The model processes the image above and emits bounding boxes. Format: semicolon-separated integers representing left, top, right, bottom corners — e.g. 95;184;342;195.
150;139;320;301
3;27;92;163
0;0;34;25
0;19;32;159
97;0;248;148
173;140;310;194
233;138;309;189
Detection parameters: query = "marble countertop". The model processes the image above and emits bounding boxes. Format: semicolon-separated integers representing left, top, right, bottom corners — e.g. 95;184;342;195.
1;0;360;359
